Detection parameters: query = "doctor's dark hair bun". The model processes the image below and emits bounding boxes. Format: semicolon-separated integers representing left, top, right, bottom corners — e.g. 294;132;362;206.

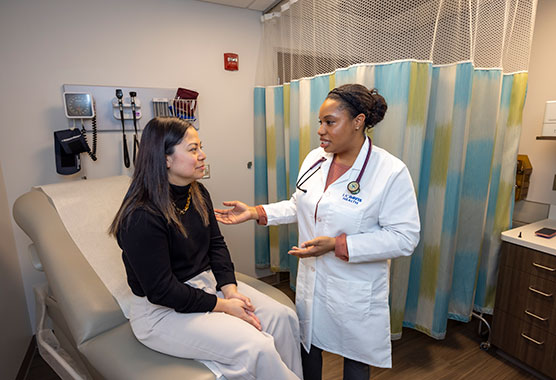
327;84;388;130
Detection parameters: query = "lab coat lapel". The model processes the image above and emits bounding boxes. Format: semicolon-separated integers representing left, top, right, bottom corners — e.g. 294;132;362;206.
319;152;334;190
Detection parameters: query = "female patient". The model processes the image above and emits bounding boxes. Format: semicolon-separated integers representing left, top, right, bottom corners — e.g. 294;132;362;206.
109;117;302;380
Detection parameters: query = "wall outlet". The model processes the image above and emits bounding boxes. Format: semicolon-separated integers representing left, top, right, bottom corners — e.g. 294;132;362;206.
203;164;210;179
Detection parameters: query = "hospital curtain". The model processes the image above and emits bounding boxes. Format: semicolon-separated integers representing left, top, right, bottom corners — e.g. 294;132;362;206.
253;0;537;339
254;62;528;339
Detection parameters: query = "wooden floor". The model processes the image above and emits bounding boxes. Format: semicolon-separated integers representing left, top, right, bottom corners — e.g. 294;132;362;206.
274;281;538;380
24;279;539;380
21;343;60;380
320;321;537;380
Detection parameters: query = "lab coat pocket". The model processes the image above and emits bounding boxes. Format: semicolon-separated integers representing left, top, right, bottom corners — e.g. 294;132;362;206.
370;274;389;307
330;199;363;234
325;277;372;321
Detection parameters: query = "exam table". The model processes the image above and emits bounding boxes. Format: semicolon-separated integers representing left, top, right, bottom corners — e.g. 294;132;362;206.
13;177;294;379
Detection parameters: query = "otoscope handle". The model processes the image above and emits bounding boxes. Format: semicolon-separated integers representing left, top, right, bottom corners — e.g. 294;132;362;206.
133;135;139;163
123;134;130;168
116;89;130;168
130;96;138;131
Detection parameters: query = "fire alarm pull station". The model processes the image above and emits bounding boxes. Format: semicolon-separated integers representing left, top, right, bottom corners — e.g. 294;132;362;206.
224;53;239;71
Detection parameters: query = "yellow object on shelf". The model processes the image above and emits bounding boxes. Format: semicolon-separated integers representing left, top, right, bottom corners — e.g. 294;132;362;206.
515;154;532;201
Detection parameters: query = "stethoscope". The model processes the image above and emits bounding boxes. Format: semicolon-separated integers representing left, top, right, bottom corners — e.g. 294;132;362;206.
296;136;372;195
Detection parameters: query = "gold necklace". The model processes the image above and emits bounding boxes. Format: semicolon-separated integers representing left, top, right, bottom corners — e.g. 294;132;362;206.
173;192;192;215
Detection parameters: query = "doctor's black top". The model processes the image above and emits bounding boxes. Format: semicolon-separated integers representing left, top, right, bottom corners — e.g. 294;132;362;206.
117;182;236;313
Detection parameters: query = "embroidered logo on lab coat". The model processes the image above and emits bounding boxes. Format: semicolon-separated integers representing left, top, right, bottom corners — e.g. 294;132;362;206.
342;193;363;205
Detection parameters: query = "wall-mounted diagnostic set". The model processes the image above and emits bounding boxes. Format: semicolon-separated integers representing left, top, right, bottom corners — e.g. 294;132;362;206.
55;84;200;175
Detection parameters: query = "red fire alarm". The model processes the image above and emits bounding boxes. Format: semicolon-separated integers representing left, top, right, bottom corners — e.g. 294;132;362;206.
224;53;239;71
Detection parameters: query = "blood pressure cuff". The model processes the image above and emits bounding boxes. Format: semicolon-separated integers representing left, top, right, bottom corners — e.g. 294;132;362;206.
54;129;90;155
54;129;91;175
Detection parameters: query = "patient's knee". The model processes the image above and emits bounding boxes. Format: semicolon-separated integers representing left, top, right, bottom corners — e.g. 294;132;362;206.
263;302;297;328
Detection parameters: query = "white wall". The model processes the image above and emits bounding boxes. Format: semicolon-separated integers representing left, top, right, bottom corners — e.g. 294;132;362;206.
519;0;556;206
0;162;32;380
0;0;266;332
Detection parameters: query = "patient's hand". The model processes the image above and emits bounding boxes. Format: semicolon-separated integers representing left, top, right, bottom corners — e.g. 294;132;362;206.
221;284;254;310
218;284;260;329
214;297;261;331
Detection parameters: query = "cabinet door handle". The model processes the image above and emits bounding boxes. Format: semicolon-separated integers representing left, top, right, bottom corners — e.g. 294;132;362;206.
532;262;556;272
521;333;544;345
528;286;553;297
525;310;549;321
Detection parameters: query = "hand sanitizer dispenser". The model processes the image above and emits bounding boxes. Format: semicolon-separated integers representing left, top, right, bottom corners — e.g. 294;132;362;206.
542;101;556;136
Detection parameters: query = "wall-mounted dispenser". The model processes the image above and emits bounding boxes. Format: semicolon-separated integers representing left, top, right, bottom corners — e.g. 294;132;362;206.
541;100;556;137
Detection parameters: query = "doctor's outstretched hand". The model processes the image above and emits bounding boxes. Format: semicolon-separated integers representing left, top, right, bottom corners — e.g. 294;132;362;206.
288;236;336;258
215;201;257;224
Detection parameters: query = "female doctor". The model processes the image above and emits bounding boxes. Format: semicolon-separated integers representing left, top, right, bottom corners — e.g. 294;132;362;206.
216;84;420;380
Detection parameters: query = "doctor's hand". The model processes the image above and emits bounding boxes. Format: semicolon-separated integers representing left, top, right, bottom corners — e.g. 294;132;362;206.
288;236;336;258
215;201;257;224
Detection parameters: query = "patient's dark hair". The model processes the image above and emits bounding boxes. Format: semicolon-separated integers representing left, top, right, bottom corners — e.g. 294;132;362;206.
109;117;208;238
327;84;388;130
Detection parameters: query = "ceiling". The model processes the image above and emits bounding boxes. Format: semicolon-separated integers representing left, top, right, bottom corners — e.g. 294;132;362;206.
196;0;279;12
196;0;434;15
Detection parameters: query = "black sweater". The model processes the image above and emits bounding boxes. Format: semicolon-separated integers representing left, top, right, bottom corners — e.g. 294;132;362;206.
117;183;236;313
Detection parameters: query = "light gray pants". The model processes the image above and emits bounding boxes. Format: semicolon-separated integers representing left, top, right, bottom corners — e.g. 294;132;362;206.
129;270;303;380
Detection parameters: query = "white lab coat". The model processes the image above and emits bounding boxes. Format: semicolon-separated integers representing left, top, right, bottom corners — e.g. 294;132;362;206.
263;138;420;368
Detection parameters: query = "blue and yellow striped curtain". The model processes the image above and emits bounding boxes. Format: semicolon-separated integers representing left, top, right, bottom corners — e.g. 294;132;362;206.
253;60;527;338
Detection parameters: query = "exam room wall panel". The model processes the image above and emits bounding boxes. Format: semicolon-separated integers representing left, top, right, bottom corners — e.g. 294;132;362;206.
0;162;32;379
519;0;556;206
0;0;264;336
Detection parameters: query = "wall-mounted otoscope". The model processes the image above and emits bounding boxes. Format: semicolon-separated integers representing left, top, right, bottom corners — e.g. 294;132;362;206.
115;89;130;168
130;91;140;164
